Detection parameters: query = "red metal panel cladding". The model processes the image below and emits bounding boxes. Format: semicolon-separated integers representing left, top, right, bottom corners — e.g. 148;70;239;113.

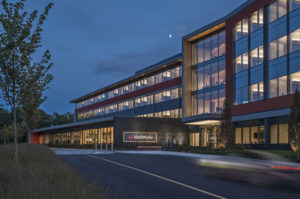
232;94;294;116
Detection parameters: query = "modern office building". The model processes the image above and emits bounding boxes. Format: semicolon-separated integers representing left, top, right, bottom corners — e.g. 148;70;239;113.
32;0;300;149
32;54;189;147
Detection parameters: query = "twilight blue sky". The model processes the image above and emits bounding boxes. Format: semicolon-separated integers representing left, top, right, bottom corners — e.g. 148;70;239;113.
4;0;246;113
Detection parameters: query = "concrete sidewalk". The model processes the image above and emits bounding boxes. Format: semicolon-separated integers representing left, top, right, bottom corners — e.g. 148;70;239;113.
51;148;221;159
51;148;114;155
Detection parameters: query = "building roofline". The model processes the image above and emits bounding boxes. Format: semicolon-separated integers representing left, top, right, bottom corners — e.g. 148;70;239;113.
32;117;114;133
135;53;182;75
70;53;182;103
182;0;256;41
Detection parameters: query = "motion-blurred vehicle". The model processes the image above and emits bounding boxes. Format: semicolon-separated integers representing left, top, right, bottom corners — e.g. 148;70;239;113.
197;150;300;188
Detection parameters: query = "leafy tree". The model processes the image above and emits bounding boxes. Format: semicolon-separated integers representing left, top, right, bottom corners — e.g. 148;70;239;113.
289;90;300;159
0;108;74;144
37;109;53;128
52;112;74;126
0;0;27;161
0;107;11;127
17;1;53;142
0;0;53;161
218;99;234;150
0;107;10;144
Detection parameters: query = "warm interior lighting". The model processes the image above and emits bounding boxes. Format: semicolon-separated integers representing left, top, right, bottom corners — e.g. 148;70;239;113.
186;120;220;125
291;30;300;41
292;79;300;82
186;23;225;42
235;56;242;64
235;21;242;32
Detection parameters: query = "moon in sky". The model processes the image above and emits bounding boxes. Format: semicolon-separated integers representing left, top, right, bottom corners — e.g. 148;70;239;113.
169;34;172;38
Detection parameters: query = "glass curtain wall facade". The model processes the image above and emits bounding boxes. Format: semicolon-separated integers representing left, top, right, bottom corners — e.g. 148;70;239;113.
235;122;289;144
189;127;219;148
76;66;182;109
48;127;114;145
233;8;264;104
137;109;182;119
233;0;300;105
191;30;226;116
233;0;300;145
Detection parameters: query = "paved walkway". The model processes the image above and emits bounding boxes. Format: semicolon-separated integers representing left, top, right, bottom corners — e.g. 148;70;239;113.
51;148;223;160
51;148;114;155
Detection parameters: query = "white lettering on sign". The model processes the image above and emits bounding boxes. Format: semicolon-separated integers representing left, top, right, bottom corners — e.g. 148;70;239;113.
123;132;158;143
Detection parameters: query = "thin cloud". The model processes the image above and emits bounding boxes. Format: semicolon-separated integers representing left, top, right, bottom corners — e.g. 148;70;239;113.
95;45;178;76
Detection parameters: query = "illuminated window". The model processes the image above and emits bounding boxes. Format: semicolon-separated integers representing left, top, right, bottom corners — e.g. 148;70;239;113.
219;31;226;56
269;76;287;98
163;71;171;78
235;128;242;144
219;60;225;85
279;124;289;143
250;82;264;102
269;35;287;60
243;127;250;144
290;71;300;93
234;52;248;73
268;0;287;23
250;9;264;32
271;125;278;144
234;18;248;41
290;29;300;53
192;31;225;65
211;62;218;87
204;64;211;88
251;46;264;67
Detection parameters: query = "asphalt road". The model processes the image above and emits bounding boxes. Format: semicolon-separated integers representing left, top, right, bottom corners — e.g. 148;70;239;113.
61;153;300;199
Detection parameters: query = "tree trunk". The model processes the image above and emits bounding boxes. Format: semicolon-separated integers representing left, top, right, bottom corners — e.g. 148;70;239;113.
24;115;36;144
13;104;17;163
2;128;5;145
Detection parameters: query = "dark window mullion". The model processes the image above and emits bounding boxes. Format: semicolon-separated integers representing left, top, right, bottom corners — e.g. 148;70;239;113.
287;0;291;94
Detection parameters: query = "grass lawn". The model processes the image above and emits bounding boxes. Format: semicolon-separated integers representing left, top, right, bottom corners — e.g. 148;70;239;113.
0;144;109;199
264;150;300;162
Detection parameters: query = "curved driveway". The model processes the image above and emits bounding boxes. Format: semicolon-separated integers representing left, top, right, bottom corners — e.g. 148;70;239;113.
60;152;300;199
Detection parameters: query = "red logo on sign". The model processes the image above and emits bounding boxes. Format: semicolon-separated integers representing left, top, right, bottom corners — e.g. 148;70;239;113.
129;135;134;140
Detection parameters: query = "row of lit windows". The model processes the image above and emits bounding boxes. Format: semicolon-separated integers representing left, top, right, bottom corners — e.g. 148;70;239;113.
76;66;182;109
189;128;217;147
234;29;300;73
77;87;181;120
235;126;265;144
155;88;181;103
191;31;225;66
137;109;182;119
269;71;300;98
234;8;264;41
235;124;288;144
192;88;225;116
235;71;300;104
48;127;114;145
234;0;300;41
269;0;300;23
234;2;300;105
192;59;226;91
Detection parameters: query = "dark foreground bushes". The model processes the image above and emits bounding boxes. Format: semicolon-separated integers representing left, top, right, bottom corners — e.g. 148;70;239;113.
0;144;109;199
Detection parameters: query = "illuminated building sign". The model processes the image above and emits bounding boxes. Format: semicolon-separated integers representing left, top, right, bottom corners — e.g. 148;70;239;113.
123;132;158;143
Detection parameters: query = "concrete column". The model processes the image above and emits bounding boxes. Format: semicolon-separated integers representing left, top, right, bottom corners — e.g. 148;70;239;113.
264;119;270;144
